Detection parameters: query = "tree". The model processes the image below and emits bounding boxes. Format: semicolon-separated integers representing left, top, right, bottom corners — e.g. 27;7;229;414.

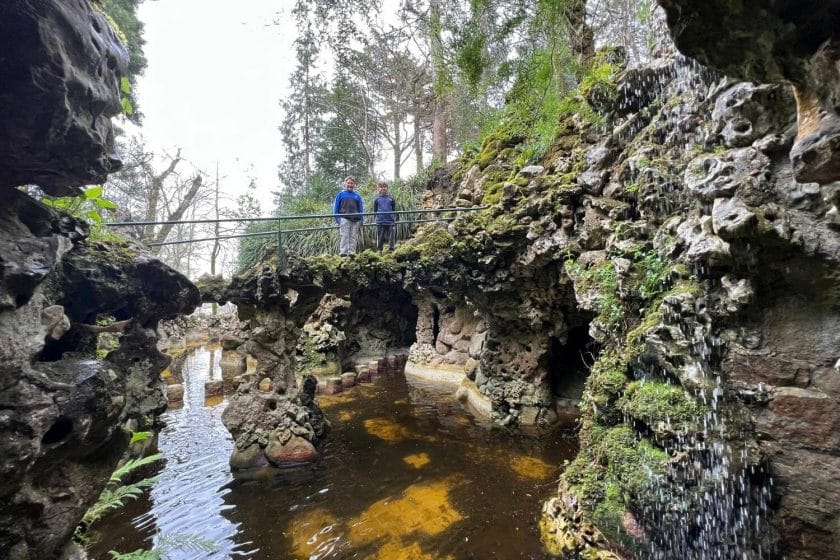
278;4;327;193
103;138;211;270
97;0;146;120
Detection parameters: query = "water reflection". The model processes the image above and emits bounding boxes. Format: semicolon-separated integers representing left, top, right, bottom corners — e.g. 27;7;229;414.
145;345;253;558
95;345;576;559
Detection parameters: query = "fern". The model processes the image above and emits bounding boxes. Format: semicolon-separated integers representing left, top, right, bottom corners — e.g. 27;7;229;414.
109;453;163;484
109;550;161;560
81;477;158;527
158;533;220;553
75;453;164;544
109;533;219;559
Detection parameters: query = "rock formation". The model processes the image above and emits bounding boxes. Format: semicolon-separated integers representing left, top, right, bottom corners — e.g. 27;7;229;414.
199;259;329;470
221;23;839;560
0;196;199;559
0;2;200;558
658;0;840;185
0;0;127;195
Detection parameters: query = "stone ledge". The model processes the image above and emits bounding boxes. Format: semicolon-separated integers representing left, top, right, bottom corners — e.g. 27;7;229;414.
404;362;464;387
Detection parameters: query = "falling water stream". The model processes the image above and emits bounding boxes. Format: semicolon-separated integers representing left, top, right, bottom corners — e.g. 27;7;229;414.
91;343;576;559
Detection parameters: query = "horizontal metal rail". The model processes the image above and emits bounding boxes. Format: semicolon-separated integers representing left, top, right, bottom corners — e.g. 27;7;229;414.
105;206;486;228
145;216;469;247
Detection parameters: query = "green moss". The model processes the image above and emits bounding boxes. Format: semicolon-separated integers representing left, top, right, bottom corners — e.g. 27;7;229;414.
618;381;706;432
95;238;139;266
566;259;624;333
482;181;506;205
564;422;668;550
296;337;323;373
580;60;619;100
628;249;672;301
600;426;668;495
582;350;631;418
590;483;637;552
391;225;455;263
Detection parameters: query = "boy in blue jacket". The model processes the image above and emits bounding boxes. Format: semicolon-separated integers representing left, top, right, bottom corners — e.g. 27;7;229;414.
333;176;364;255
373;181;397;251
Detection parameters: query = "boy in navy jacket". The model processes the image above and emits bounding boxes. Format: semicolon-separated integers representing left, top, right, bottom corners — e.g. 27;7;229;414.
373;181;396;251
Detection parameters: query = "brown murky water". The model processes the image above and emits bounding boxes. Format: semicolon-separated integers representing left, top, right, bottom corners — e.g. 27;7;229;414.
92;344;576;559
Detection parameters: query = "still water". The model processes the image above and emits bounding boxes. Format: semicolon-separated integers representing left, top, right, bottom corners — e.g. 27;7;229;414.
92;344;576;559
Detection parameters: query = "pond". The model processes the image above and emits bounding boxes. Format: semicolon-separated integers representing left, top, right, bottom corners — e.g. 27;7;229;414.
92;344;577;559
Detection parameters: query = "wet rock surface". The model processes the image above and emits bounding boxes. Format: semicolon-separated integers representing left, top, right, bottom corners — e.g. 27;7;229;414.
209;30;840;560
0;2;199;557
658;0;840;185
0;221;199;560
0;0;127;195
201;260;329;470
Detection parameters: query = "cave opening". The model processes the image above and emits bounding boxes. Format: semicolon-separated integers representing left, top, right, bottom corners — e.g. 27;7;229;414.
41;416;73;445
546;325;598;403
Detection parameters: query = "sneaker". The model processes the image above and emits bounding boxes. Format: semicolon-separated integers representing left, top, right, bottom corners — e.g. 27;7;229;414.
339;253;347;257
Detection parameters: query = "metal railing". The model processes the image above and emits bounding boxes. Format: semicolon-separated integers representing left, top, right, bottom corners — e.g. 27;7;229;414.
104;206;487;267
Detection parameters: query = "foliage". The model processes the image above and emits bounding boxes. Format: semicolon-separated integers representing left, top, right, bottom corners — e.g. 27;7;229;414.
37;185;127;243
95;0;146;121
41;185;117;225
631;249;671;301
565;258;624;333
241;169;425;270
109;534;220;560
618;381;705;432
129;431;151;444
278;9;326;192
75;453;163;544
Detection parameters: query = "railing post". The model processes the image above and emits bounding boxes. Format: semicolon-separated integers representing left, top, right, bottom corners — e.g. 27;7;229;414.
276;219;286;269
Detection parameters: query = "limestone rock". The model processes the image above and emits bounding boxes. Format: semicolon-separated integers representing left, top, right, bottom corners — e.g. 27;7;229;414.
684;147;771;202
712;197;757;239
712;83;795;148
166;384;184;403
0;0;127;195
220;334;243;350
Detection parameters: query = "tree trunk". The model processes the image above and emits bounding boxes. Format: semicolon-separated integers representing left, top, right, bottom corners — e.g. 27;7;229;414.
567;0;595;64
142;150;181;243
150;175;203;253
413;110;424;170
429;0;447;163
211;164;220;315
393;112;401;179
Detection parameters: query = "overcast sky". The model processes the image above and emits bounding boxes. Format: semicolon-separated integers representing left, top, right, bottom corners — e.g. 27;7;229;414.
135;0;295;211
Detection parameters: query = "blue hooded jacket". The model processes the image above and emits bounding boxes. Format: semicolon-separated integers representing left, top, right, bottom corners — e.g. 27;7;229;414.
333;190;364;223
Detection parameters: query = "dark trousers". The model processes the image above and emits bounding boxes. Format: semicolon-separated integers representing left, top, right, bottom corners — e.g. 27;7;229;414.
376;223;396;251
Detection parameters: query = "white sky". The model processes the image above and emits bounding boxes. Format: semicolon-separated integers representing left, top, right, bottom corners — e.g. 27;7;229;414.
134;0;295;211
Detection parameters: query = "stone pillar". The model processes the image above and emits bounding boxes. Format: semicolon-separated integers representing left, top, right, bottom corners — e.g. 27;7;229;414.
355;363;371;383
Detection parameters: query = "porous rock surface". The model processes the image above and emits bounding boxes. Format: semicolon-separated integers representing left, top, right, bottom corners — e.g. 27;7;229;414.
0;0;128;195
0;2;200;558
200;260;329;469
658;0;840;184
205;6;838;560
224;42;838;560
0;191;199;559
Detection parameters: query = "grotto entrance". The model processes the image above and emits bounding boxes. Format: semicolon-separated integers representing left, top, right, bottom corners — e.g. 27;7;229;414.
294;285;419;381
546;325;597;423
